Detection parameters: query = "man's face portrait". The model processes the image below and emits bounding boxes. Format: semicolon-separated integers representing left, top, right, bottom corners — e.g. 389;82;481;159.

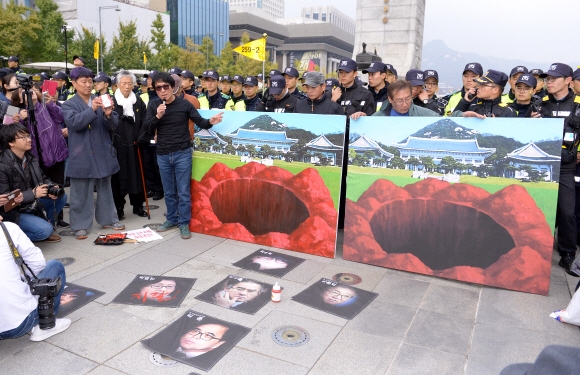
225;281;262;303
60;292;78;305
251;256;288;270
321;285;357;305
179;324;228;353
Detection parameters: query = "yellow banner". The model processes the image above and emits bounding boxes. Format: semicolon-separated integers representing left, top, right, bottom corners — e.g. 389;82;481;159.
233;38;266;62
143;52;147;64
94;40;99;59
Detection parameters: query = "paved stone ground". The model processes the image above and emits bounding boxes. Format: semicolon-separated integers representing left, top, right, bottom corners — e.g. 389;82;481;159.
1;198;579;375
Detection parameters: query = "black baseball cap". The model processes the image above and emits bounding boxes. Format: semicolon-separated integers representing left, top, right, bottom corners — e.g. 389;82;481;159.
144;70;159;80
573;68;580;81
509;66;528;77
111;76;117;85
70;67;94;81
220;75;231;82
140;78;148;86
94;72;110;83
257;73;263;80
362;62;387;74
540;63;573;78
269;75;286;95
463;62;483;76
39;72;51;81
337;59;357;72
52;71;68;81
0;68;12;79
8;56;19;62
515;74;537;88
198;70;207;79
168;66;182;75
475;69;508;87
202;70;219;80
283;67;299;78
181;70;195;80
230;75;245;84
529;69;543;76
267;69;282;78
243;76;258;87
72;55;85;64
424;70;439;82
324;78;339;91
406;69;425;86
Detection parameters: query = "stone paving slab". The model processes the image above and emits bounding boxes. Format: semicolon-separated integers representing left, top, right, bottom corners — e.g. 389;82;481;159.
165;259;240;292
110;248;190;275
195;241;257;268
85;365;126;375
372;274;430;308
69;267;138;304
386;343;467;375
344;300;417;341
419;283;481;320
148;232;224;258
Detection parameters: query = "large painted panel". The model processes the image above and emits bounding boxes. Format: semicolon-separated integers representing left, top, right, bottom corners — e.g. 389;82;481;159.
190;111;346;258
344;117;563;295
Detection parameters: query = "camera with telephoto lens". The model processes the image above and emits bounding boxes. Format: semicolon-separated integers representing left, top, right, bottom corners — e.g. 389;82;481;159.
47;184;65;198
29;277;61;330
16;73;34;90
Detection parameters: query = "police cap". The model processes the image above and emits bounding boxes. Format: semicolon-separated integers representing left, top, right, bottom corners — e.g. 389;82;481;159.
515;74;537;88
539;63;573;78
52;71;68;81
573;68;580;81
168;66;182;75
325;78;339;91
8;56;19;62
269;75;286;95
94;72;110;83
424;70;439;82
362;62;387;74
202;70;219;80
230;75;245;84
181;70;195;81
475;69;508;87
529;68;543;76
463;62;483;76
283;67;299;78
337;59;357;72
509;66;528;77
406;69;425;86
243;76;259;87
221;75;231;82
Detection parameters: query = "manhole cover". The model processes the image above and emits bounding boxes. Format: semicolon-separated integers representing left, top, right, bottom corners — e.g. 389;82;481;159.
271;326;310;347
148;352;180;367
58;229;76;236
144;205;159;210
143;223;164;230
54;257;75;266
332;273;362;285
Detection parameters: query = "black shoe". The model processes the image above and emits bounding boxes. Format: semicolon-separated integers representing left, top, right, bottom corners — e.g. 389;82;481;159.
64;178;70;188
57;220;70;228
559;253;576;273
133;207;148;217
117;209;125;221
153;191;164;201
146;190;154;198
64;203;70;208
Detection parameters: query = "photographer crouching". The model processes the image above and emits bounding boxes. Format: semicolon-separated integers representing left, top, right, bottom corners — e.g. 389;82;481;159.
0;218;69;341
0;123;67;242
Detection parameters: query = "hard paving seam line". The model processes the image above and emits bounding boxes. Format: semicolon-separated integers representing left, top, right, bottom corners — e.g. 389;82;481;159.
384;341;405;375
305;325;346;374
463;287;483;375
86;365;130;375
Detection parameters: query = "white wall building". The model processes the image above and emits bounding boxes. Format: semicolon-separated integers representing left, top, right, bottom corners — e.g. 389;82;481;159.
227;0;284;19
301;6;355;35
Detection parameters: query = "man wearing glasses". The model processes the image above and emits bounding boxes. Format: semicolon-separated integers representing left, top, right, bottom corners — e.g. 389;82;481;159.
501;66;529;104
537;63;580;275
212;279;265;312
143;72;223;239
175;324;229;359
373;80;439;117
451;69;516;118
405;69;440;115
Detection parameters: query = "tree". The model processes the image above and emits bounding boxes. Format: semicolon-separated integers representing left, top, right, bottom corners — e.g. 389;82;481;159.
246;145;256;157
218;41;236;76
348;148;357;162
0;1;42;59
175;37;204;74
69;27;107;72
407;157;421;171
150;13;167;53
237;145;247;156
373;157;386;167
261;145;273;158
420;156;435;172
29;0;70;62
224;144;236;155
200;36;219;70
439;156;457;174
110;20;150;70
391;156;406;169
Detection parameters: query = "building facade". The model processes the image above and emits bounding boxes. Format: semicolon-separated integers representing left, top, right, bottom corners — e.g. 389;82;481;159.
301;6;355;35
167;0;229;55
350;135;394;167
394;137;495;167
305;135;343;165
227;129;298;153
506;143;560;182
227;0;284;19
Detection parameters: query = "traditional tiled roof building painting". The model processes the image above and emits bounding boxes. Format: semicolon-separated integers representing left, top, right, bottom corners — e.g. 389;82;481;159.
506;142;560;181
227;129;299;153
393;137;495;166
305;134;343;165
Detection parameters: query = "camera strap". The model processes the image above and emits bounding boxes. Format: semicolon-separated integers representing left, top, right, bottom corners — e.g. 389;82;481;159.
0;221;38;283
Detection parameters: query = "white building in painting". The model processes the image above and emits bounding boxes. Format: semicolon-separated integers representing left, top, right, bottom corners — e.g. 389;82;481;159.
393;137;495;166
227;129;298;153
506;142;560;181
305;134;343;165
349;135;394;167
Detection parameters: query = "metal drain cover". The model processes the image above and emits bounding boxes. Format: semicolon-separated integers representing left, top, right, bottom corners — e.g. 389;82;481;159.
332;273;362;285
54;257;75;266
148;352;180;367
271;326;310;347
143;223;164;230
58;229;76;236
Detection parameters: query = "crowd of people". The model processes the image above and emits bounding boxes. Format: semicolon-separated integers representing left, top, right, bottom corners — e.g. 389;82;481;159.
1;52;580;342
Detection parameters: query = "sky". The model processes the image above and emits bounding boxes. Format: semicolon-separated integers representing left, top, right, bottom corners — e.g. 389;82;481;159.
285;0;578;65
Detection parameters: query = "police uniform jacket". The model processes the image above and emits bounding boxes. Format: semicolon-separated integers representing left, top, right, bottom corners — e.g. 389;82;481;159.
56;86;71;103
369;85;389;112
262;90;297;113
508;102;533;118
198;91;231;110
339;81;375;117
289;87;306;100
244;95;262;111
413;96;441;115
452;96;516;118
295;95;342;115
228;94;246;111
443;88;466;116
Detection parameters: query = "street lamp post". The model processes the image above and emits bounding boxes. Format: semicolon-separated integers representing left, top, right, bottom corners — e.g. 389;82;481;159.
98;5;121;72
61;25;69;74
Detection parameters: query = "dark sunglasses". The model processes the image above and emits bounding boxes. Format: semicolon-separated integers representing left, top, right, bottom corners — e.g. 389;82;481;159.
155;84;171;92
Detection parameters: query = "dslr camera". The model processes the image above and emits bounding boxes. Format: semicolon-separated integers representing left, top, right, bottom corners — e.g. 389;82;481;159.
16;73;34;90
47;184;65;198
29;277;61;330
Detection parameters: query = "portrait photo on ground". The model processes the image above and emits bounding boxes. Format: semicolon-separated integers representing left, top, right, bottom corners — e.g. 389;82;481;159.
58;283;105;317
195;275;275;315
141;310;251;371
291;278;378;320
232;248;306;277
112;275;196;308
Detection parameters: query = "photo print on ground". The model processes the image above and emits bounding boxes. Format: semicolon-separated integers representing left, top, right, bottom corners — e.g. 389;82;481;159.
195;275;275;315
291;278;378;320
232;248;306;277
112;275;196;308
141;310;251;371
58;283;105;317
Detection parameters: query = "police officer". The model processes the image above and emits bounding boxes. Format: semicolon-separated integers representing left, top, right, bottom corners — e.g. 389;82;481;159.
406;69;440;114
452;69;516;118
168;66;182;76
93;72;111;96
507;74;541;118
324;78;340;101
260;75;297;113
220;75;232;96
501;66;528;104
530;68;547;98
198;70;232;110
443;62;483;116
243;76;262;111
181;70;197;96
52;71;71;103
295;72;341;114
362;62;389;112
282;67;305;99
72;55;85;67
385;64;397;84
536;63;580;273
572;68;580;95
336;59;375;118
7;56;24;74
228;75;246;111
423;69;446;116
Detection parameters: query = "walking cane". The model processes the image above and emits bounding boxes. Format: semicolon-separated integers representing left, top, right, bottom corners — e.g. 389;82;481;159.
136;143;151;220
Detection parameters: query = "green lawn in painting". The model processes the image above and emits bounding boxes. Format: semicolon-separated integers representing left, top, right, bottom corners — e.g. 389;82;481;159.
346;165;558;226
192;152;343;209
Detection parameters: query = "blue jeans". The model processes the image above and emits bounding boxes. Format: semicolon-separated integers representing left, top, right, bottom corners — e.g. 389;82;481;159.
0;260;66;340
157;148;192;226
39;194;67;227
18;194;67;241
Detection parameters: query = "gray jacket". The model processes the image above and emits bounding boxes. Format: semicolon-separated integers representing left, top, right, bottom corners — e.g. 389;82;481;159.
62;94;120;178
373;102;439;117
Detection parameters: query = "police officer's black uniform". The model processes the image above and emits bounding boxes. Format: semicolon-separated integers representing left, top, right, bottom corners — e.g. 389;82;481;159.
453;70;516;117
262;91;298;113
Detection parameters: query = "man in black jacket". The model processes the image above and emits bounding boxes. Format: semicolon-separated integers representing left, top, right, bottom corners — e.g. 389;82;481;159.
243;76;262;111
336;59;375;118
406;69;441;114
260;75;297;113
537;63;580;273
295;72;341;114
362;62;389;113
0;124;66;242
282;67;306;100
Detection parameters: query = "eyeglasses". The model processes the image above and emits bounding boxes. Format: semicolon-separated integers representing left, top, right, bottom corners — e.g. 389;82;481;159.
155;84;171;92
186;328;223;341
325;289;354;300
393;96;412;105
515;86;533;92
544;76;562;83
15;135;32;140
149;284;175;290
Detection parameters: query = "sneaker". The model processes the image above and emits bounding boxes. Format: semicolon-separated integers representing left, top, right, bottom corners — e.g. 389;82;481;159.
57;220;70;228
156;221;178;232
30;318;71;341
559;253;576;273
75;229;87;240
102;223;125;230
180;225;191;239
153;191;164;201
